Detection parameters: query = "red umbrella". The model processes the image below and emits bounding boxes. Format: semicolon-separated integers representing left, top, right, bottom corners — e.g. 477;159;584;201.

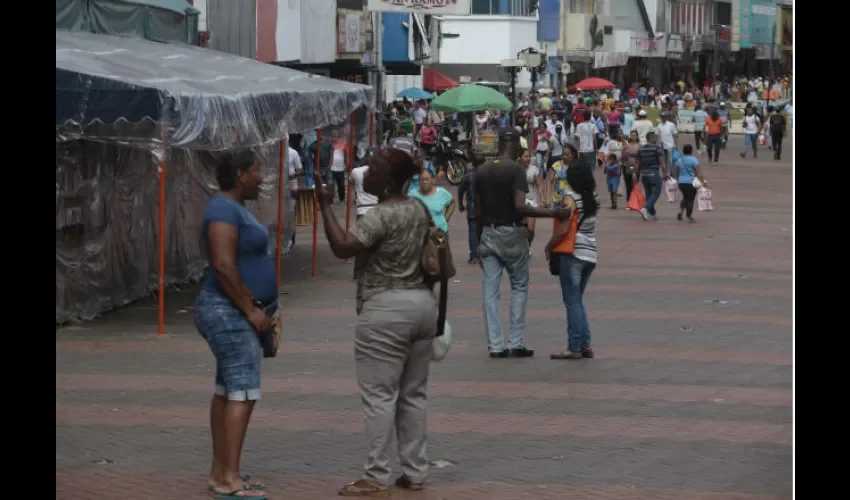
423;69;459;91
572;77;616;91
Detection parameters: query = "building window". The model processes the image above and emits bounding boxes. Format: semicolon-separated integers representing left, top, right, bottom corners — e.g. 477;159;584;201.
471;0;536;16
671;1;711;35
715;2;732;26
569;0;596;14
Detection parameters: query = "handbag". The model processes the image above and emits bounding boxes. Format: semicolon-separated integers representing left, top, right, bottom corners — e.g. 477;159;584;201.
259;306;281;358
414;199;456;280
548;210;585;276
626;184;646;211
413;199;455;342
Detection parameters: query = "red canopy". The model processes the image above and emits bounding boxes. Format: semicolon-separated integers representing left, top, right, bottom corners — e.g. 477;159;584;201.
572;77;616;91
423;69;459;91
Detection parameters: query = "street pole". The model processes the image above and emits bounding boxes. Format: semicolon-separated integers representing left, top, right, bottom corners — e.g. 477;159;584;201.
767;22;776;109
712;29;719;84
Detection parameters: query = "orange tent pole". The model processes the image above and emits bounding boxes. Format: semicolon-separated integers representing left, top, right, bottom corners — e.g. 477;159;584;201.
276;138;286;289
157;139;167;337
311;128;321;278
344;112;356;262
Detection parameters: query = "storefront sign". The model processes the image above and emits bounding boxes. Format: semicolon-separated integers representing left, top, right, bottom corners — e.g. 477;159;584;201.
716;27;731;51
740;0;752;48
754;44;776;60
666;34;684;60
367;0;471;14
749;0;777;45
338;13;366;54
741;0;777;48
594;51;629;69
630;35;667;58
778;7;792;50
330;68;368;84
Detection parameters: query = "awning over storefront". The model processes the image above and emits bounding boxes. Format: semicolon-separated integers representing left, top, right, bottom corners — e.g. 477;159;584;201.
423;69;459;91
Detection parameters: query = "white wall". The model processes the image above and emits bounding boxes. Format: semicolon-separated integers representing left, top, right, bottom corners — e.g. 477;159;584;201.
440;16;539;64
302;0;337;64
439;16;539;88
642;0;660;33
195;0;207;31
276;0;302;62
383;73;424;103
731;0;741;51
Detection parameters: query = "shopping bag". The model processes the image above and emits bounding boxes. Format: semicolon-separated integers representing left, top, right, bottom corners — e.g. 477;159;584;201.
758;134;767;145
626;184;645;211
697;187;713;211
431;320;453;361
665;177;680;202
693;178;703;189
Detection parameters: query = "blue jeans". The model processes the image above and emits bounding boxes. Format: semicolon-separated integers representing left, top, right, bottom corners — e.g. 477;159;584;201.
303;155;314;188
467;218;479;261
742;133;759;157
641;172;663;216
479;225;530;352
194;290;277;401
558;254;595;352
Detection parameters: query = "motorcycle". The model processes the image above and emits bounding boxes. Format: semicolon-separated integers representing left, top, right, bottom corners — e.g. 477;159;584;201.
427;136;468;185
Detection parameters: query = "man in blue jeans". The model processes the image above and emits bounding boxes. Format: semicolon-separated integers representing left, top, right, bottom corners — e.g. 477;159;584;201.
475;128;569;358
635;132;670;221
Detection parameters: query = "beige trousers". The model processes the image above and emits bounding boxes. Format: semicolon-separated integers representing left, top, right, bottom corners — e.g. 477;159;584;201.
355;287;438;485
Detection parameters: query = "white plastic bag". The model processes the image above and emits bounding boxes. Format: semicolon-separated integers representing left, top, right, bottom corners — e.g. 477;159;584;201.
693;178;703;189
697;187;713;211
431;321;453;362
665;177;680;202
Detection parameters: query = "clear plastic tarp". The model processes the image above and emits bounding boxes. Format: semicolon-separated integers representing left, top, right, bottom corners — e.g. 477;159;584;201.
56;31;375;323
56;30;374;150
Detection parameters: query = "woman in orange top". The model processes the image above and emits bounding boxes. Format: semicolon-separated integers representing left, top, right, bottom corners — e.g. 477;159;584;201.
703;109;724;164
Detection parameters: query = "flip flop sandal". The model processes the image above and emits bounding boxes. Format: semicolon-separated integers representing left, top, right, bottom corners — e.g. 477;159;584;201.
337;479;391;497
395;475;424;491
209;476;265;492
213;486;269;500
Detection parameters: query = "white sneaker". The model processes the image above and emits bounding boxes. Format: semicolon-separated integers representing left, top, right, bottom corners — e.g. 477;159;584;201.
639;208;649;221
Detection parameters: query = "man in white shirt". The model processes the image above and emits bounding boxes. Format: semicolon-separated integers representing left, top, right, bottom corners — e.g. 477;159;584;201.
573;109;597;170
412;101;428;126
655;111;679;166
544;112;563;136
286;146;303;250
348;164;378;279
633;109;654;145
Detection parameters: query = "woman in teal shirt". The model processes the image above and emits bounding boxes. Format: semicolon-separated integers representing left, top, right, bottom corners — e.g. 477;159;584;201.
409;169;455;234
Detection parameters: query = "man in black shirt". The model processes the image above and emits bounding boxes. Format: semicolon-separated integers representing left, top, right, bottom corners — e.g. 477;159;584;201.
474;128;569;359
767;106;787;160
457;153;485;265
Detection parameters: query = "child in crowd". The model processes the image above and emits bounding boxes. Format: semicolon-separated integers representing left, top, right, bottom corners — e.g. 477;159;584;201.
605;154;621;209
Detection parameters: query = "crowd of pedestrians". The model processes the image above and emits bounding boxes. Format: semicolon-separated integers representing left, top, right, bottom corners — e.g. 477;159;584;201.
191;77;791;499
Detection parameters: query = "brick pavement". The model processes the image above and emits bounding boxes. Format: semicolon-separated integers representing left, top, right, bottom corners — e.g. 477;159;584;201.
56;134;793;499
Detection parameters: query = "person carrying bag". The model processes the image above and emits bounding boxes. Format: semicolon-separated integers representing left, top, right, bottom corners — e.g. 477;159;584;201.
414;198;456;361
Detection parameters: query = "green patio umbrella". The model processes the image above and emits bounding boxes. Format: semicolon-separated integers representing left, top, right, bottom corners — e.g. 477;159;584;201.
428;84;514;112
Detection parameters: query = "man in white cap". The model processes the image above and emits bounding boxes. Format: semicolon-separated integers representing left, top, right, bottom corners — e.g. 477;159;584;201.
633;109;654;146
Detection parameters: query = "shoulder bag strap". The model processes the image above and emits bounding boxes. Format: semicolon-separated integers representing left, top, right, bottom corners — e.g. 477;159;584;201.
412;197;449;337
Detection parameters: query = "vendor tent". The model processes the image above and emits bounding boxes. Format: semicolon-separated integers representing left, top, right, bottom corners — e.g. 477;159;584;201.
56;31;373;325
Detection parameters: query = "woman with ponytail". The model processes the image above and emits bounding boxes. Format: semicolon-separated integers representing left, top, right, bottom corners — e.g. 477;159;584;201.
544;165;599;360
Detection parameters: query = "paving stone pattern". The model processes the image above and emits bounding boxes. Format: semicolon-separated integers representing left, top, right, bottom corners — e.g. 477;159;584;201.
56;135;793;500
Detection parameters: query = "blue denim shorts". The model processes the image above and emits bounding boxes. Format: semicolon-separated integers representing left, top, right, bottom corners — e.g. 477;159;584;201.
194;290;277;401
